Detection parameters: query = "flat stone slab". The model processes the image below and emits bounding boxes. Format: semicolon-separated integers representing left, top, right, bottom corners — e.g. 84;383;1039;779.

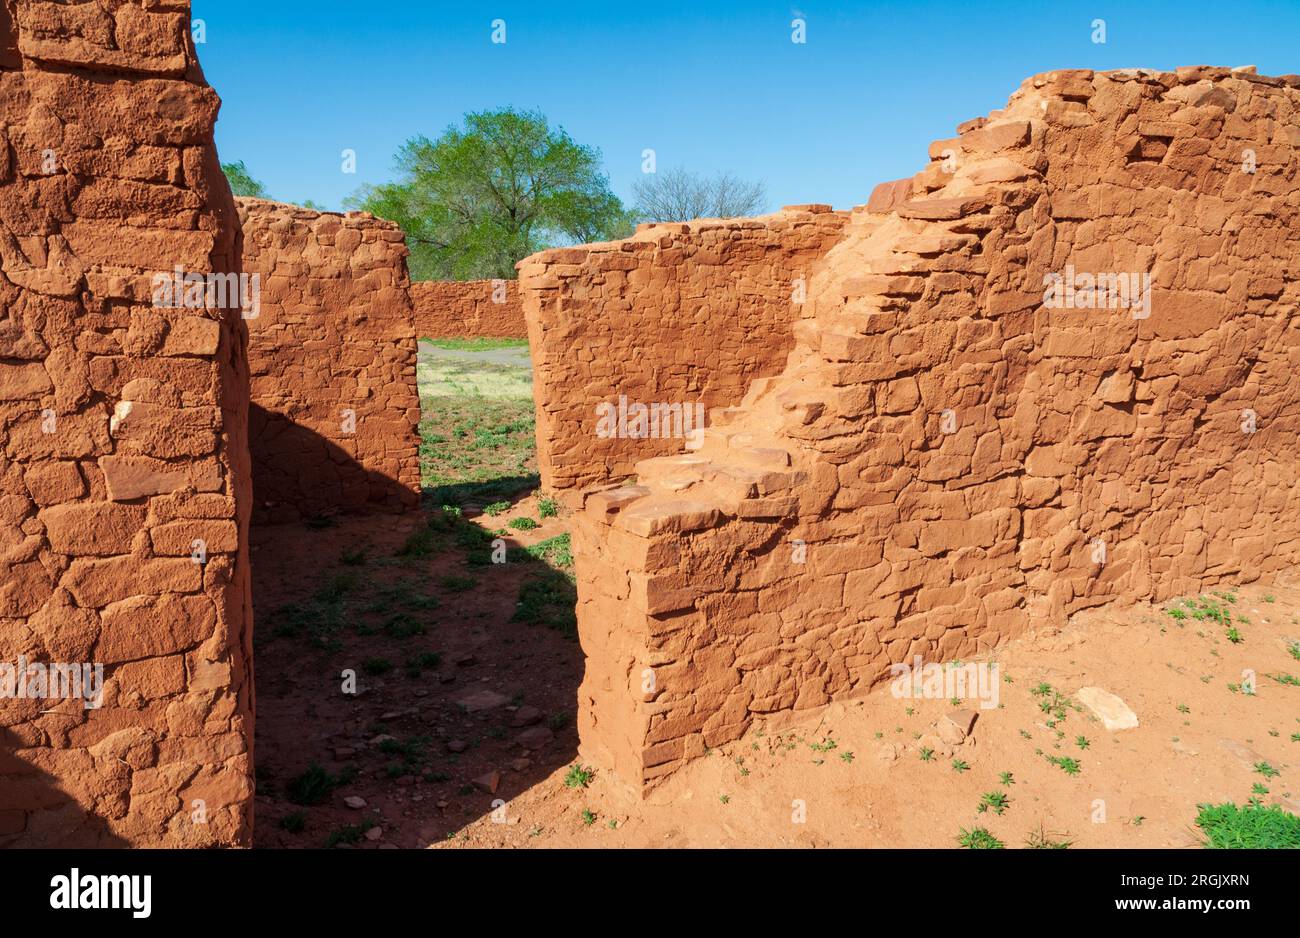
1217;738;1265;769
456;689;510;713
1076;686;1139;730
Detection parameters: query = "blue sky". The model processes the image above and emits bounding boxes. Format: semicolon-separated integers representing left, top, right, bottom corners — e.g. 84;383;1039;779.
195;0;1298;213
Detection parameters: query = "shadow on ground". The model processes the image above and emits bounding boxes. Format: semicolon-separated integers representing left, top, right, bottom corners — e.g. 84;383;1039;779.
249;493;582;848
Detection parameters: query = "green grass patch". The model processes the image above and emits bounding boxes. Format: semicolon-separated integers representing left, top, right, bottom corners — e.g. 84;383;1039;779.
325;824;367;848
1195;802;1300;848
957;827;1005;849
526;533;573;569
278;811;307;833
423;337;529;352
417;344;535;495
512;569;578;638
286;763;355;806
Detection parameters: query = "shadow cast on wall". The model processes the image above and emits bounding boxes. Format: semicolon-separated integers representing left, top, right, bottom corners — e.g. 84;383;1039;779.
249;404;421;525
0;726;128;848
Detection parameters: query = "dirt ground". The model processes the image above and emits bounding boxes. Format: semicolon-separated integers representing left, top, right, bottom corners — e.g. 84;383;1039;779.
445;579;1298;849
251;491;581;849
252;498;1298;848
251;342;1296;848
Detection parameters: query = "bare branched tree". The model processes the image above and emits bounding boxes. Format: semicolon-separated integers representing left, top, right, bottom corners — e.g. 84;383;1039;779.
631;167;767;222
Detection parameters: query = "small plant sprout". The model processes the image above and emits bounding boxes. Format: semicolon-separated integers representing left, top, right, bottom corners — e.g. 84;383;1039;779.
977;791;1010;815
564;764;595;789
999;771;1015;786
957;827;1005;849
952;759;970;773
1047;755;1082;776
1025;824;1072;849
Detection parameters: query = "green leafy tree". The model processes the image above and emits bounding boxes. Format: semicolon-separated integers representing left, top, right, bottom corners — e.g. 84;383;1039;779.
221;160;269;199
348;108;633;281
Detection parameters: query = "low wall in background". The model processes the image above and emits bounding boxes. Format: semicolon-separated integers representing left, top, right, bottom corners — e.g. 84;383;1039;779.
411;278;526;339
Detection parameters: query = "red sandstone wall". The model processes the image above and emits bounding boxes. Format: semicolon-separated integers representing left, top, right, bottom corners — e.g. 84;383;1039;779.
571;67;1300;792
0;0;253;844
238;198;421;523
519;206;850;492
411;278;526;339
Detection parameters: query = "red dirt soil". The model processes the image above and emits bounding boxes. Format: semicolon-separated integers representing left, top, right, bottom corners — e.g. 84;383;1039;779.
251;494;582;848
253;502;1298;847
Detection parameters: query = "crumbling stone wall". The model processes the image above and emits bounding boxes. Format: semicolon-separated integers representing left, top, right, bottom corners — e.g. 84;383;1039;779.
519;206;850;492
571;67;1300;792
238;198;421;523
411;278;526;339
0;0;253;845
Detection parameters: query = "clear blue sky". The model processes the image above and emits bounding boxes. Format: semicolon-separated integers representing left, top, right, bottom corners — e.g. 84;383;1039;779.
195;0;1298;213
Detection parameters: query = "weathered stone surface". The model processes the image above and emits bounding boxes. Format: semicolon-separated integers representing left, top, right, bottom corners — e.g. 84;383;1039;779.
562;67;1300;793
412;279;525;339
518;207;851;491
0;0;253;847
937;710;978;744
238;198;420;523
1076;687;1140;731
456;689;509;713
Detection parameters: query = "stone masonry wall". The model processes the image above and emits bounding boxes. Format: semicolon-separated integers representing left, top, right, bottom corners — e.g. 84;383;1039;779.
238;198;421;524
571;67;1300;793
0;0;253;845
518;206;850;493
411;278;526;339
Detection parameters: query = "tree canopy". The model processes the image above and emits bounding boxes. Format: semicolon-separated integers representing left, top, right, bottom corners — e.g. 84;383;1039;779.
221;160;269;199
631;167;767;222
348;108;635;281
